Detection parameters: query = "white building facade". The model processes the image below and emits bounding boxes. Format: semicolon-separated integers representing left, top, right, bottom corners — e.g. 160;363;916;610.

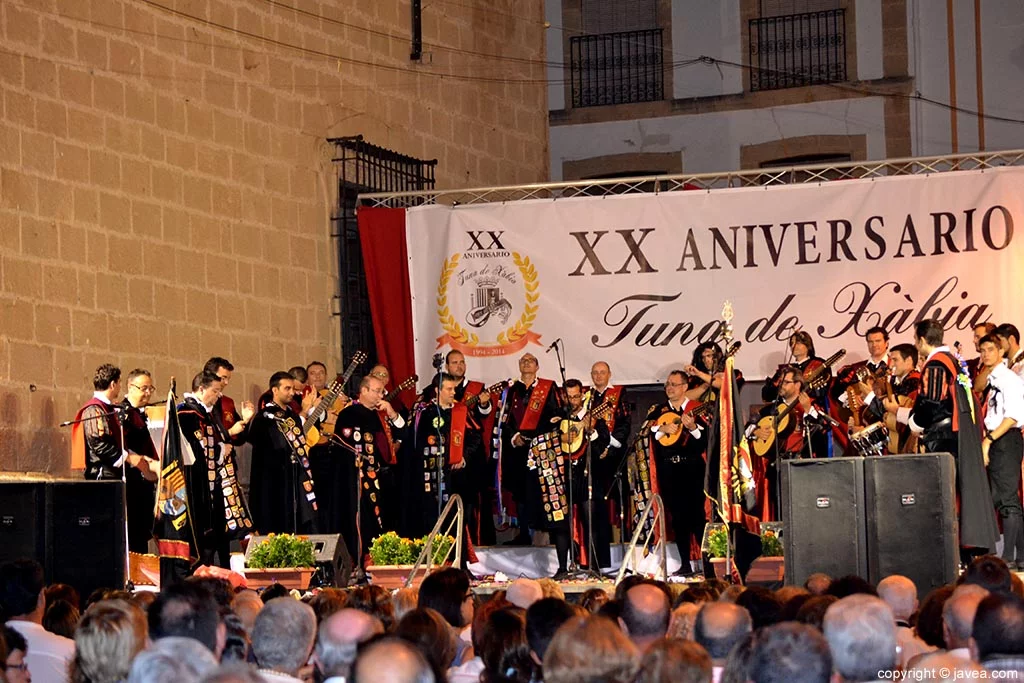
547;0;1024;179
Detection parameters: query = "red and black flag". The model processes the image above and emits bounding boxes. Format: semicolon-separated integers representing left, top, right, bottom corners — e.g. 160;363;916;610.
704;355;762;581
154;383;197;586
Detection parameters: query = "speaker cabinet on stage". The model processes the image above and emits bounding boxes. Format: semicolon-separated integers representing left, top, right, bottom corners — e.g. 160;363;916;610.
245;533;352;588
47;480;126;601
0;479;125;601
781;458;867;587
864;453;958;595
0;482;48;564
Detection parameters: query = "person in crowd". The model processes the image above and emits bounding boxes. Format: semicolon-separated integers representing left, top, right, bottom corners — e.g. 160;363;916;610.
229;591;262;635
2;626;31;683
579;588;609;614
910;652;986;682
475;606;532;683
634;638;712;683
914;585;955;650
448;597;510;683
42;600;80;640
718;631;755;683
735;587;782;629
395;608;457;682
970;592;1024;673
43;585;81;612
877;575;933;668
620;583;671;652
353;637;436;683
147;582;224;657
392;588;419;623
943;585;989;660
804;573;831;596
524;598;578;679
749;623;833;683
347;585;398;633
314;608;384;683
308;589;348;626
826;575;877;598
694;602;752;682
505;579;543;611
251;598;316;683
961;555;1013;594
543;615;638;683
0;560;75;683
823;595;897;682
70;600;147;683
416;568;474;666
794;595;837;632
667;603;701;641
126;637;219;683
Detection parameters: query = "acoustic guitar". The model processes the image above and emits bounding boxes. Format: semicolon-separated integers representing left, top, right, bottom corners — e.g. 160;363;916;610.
464;380;507;408
751;348;846;457
656;341;743;446
559;397;617;455
384;375;419;404
304;350;366;446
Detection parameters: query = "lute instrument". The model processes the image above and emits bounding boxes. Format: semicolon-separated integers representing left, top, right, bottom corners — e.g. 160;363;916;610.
751;348;846;457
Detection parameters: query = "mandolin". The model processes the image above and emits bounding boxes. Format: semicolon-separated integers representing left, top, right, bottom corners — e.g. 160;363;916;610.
559;397;618;456
751;348;846;457
304;351;367;446
658;341;743;446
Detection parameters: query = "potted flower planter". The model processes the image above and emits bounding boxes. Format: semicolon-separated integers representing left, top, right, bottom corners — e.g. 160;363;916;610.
366;565;426;590
244;567;315;590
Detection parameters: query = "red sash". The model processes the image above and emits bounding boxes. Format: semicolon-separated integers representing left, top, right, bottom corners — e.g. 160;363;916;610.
71;397;117;471
449;403;469;466
929;352;963;432
376;411;396;465
463;380;485;402
599;386;623;431
518;379;553;432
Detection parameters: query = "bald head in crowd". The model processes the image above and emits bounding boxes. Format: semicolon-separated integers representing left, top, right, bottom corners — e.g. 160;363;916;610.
694;602;753;663
620;583;671;650
315;609;385;681
877;575;918;622
943;585;989;651
353;637;435;683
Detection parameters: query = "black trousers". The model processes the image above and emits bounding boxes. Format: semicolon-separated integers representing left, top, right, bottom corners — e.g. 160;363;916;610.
574;456;612;569
125;468;155;554
657;456;707;565
988;429;1024;562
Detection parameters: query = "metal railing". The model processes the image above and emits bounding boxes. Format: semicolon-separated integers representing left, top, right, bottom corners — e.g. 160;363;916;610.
616;493;668;583
749;8;846;91
358;149;1024;207
403;494;464;588
570;28;664;107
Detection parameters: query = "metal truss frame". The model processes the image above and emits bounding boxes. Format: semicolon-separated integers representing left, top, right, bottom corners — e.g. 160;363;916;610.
359;149;1024;208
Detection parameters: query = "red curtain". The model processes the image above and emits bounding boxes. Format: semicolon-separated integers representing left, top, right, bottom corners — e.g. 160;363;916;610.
357;207;417;403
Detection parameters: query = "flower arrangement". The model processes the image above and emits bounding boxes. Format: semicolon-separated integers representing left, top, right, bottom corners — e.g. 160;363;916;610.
368;531;456;566
705;526;784;558
246;533;316;569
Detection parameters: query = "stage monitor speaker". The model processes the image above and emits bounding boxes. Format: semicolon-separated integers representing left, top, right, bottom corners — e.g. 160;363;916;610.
0;482;48;565
781;458;867;587
244;533;352;588
863;453;958;596
46;480;126;602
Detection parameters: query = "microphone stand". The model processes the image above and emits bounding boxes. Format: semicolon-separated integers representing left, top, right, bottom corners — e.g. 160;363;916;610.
604;420;646;565
551;340;580;575
580;390;602;579
328;434;367;585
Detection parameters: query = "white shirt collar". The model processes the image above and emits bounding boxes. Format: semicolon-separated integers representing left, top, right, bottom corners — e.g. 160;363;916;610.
93;391;112;405
925;345;950;364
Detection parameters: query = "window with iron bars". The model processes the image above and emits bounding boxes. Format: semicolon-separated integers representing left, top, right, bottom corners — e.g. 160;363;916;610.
570;28;665;108
749;6;847;91
330;136;435;394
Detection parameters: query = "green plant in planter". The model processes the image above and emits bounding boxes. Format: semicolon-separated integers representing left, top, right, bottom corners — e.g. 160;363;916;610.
369;532;456;566
246;533;316;568
706;526;730;558
760;529;784;557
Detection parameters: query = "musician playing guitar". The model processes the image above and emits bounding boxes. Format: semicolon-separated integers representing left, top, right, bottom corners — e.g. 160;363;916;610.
586;361;630;569
856;343;921;453
762;331;832;403
648;370;707;577
748;366;827;520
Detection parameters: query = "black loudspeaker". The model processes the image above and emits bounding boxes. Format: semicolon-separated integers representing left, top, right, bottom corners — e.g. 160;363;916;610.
0;479;126;601
781;458;868;587
47;480;126;601
245;533;352;588
0;482;48;564
864;453;958;596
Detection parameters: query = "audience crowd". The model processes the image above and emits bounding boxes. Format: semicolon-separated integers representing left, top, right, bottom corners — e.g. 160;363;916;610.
1;556;1022;683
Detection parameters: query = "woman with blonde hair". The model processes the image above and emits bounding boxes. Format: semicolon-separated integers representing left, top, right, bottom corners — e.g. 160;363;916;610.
70;600;147;683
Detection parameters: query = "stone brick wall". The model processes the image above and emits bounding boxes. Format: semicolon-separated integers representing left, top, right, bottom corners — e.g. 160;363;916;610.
0;0;549;473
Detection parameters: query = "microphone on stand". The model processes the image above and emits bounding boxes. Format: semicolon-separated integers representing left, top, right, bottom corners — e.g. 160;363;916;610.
545;338;562;354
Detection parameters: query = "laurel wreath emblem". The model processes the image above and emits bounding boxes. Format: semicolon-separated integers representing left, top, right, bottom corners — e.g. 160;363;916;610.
436;252;539;347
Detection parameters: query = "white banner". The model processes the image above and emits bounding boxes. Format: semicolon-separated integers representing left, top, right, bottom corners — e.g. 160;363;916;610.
406;168;1022;384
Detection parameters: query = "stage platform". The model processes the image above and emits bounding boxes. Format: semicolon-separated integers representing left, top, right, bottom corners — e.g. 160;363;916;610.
467;543;690;583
